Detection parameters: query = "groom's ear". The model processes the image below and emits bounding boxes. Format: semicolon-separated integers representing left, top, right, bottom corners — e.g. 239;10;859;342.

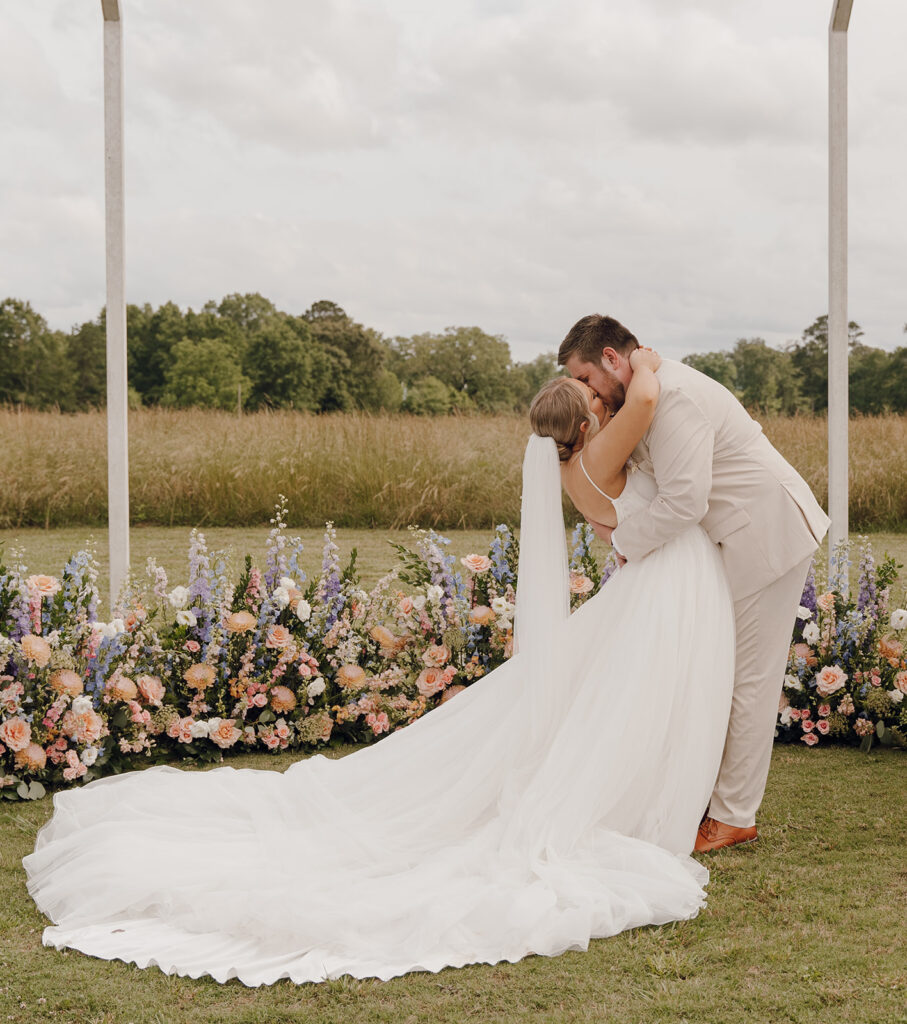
601;347;622;370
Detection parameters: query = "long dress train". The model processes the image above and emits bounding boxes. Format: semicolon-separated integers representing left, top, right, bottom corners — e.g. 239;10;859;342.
24;468;735;985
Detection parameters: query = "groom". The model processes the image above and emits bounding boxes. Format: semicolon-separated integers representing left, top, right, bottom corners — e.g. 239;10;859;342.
559;314;829;853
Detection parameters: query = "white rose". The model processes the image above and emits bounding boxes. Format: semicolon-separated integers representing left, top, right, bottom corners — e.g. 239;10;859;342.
307;676;325;697
412;595;426;612
273;586;290;609
890;609;907;630
81;746;98;766
426;585;444;605
295;599;312;623
190;720;210;739
778;706;793;726
797;605;813;620
783;674;803;691
176;609;197;628
72;695;93;714
802;622;820;645
167;586;191;610
279;577;297;591
890;689;905;705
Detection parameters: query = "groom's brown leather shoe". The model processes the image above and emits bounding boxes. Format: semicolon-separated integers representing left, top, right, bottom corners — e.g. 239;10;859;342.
694;816;757;853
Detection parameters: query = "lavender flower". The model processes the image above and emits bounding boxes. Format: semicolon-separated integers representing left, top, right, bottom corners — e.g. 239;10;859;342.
856;538;877;620
489;525;516;587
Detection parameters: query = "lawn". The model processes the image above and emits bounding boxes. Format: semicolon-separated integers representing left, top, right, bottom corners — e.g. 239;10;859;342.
0;744;904;1024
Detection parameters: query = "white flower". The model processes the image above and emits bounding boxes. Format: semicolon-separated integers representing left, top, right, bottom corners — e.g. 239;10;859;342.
890;689;905;705
72;695;93;715
176;609;197;628
802;622;820;645
90;621;106;633
412;595;426;612
797;605;813;620
279;577;297;591
81;746;98;766
890;609;907;630
98;620;121;639
783;674;803;691
167;586;191;610
295;599;312;623
273;586;290;609
190;720;210;739
778;706;793;726
491;596;514;618
426;585;444;605
307;676;325;697
111;618;125;634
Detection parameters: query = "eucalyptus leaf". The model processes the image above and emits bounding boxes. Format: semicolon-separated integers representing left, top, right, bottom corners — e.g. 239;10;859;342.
28;780;46;800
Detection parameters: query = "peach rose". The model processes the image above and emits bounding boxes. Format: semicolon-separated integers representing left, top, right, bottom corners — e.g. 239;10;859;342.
461;554;492;574
397;596;414;616
416;668;445;698
570;573;594;595
336;665;366;690
266;625;292;650
270;685;297;713
893;671;907;695
137;674;165;706
469;605;495;627
879;635;904;666
60;708;104;744
49;669;84;697
14;741;47;772
0;717;31;752
793;643;818;668
208;718;242;749
106;674;138;702
26;574;61;598
225;610;257;633
440;684;466;704
815;665;847;697
183;663;217;691
422;644;451;668
20;634;51;668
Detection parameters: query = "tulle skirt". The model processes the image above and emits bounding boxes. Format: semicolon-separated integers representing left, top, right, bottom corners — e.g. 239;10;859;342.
24;525;734;985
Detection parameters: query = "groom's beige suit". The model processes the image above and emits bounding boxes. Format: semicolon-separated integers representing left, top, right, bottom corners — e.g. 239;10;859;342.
612;359;829;829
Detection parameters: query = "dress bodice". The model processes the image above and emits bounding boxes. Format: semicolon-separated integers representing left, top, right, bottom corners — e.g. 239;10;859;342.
611;464;656;524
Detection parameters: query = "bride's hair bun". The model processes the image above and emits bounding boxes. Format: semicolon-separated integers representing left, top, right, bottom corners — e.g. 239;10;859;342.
529;378;600;462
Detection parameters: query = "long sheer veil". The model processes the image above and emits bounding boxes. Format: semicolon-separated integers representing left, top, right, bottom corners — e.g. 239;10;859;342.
514;435;570;743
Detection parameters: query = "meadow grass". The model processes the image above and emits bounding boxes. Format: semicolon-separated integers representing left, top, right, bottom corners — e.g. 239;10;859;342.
0;745;904;1024
2;408;906;531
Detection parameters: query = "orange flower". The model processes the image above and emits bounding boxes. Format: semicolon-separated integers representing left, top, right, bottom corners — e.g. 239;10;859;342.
208;718;242;749
469;605;495;627
270;685;297;713
225;610;257;633
105;675;138;702
0;717;31;752
20;634;51;668
49;669;84;697
266;625;292;650
183;663;217;691
336;665;366;689
14;742;47;772
415;668;445;697
879;635;904;666
60;708;104;744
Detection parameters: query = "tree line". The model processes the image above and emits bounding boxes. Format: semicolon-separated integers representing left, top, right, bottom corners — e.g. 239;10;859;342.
0;295;555;414
2;295;906;415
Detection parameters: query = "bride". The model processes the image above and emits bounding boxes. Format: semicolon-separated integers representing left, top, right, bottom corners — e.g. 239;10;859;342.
24;349;735;986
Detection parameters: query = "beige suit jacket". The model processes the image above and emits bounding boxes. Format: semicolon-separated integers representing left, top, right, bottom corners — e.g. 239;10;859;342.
611;359;829;601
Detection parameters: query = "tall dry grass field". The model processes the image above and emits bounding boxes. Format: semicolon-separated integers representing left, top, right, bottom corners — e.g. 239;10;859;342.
1;408;905;530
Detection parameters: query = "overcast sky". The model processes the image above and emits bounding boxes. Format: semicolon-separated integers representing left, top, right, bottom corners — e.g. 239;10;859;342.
2;0;904;363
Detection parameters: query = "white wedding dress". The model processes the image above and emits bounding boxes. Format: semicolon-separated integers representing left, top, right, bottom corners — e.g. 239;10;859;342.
24;445;735;986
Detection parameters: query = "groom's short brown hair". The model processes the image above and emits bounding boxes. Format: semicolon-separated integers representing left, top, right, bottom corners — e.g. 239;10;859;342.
558;315;640;366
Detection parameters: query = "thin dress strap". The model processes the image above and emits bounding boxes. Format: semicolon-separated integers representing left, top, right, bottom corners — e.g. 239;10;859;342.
578;451;618;503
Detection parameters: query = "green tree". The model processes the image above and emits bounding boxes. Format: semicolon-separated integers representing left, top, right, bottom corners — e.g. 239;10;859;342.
127;301;187;405
0;298;71;408
682;351;738;393
402;375;455;415
244;319;319;410
787;315;863;413
509;353;560;408
162;338;249;410
66;318;107;409
303;301;387;410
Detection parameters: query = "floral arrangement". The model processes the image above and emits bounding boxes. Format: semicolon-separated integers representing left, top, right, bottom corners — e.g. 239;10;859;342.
1;510;903;802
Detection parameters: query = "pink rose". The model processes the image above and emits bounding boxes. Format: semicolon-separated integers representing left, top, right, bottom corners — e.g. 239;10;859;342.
870;674;882;687
0;717;32;753
274;719;290;740
184;640;200;653
137;674;165;706
422;644;451;668
266;625;292;650
893;671;907;695
801;732;819;746
416;668;445;698
817;703;830;718
816;720;830;735
802;719;815;733
252;692;268;708
461;554;492;574
789;708;801;721
815;665;847;697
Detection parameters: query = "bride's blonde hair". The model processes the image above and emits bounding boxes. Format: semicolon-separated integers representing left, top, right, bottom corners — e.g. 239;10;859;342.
529;378;601;463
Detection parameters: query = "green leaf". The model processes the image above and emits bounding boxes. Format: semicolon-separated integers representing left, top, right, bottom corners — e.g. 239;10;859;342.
28;781;46;800
859;733;874;754
16;781;30;799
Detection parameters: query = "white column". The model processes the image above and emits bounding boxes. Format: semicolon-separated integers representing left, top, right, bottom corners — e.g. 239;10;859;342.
102;0;130;607
828;0;853;574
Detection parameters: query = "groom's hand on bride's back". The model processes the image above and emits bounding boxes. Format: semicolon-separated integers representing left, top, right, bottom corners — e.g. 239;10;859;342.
587;520;627;566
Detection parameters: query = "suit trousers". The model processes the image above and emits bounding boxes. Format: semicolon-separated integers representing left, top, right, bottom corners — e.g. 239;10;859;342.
708;554;813;829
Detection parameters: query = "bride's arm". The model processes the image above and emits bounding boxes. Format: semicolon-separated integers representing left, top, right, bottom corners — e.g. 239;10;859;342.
580;348;661;485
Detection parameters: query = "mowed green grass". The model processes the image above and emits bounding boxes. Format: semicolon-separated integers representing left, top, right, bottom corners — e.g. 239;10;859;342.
0;527;904;605
1;745;905;1024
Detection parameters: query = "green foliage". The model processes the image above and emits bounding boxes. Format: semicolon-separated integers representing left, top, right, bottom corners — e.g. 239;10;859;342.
162;338;250;410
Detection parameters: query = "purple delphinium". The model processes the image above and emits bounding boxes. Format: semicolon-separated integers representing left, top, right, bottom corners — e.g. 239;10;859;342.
829;539;850;597
187;530;216;653
599;552;620;587
569;523;593;574
799;558;818;618
490;524;515;587
418;530;465;602
62;549;100;625
856;538;877;619
315;522;345;629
